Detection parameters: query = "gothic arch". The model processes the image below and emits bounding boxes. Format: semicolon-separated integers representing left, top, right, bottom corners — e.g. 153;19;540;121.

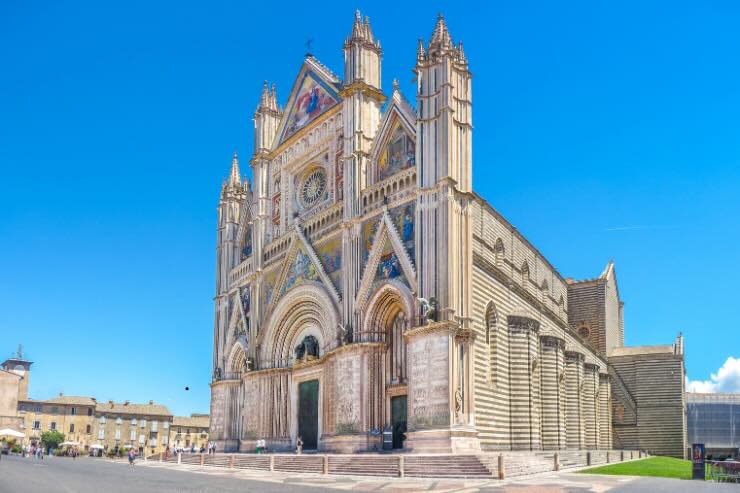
226;340;248;374
259;283;340;365
363;282;414;385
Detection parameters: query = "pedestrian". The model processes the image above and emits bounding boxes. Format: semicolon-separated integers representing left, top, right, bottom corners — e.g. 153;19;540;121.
212;442;216;455
296;436;303;455
128;448;136;468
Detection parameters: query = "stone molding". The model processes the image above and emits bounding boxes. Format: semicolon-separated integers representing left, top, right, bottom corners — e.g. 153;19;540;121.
404;320;459;340
507;315;540;334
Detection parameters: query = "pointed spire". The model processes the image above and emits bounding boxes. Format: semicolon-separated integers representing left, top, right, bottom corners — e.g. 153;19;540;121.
417;38;426;61
392;79;400;93
351;10;363;39
429;13;454;53
259;80;270;108
269;83;279;112
364;15;374;42
228;152;241;187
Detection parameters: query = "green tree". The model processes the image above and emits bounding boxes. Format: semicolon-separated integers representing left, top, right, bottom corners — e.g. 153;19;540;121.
40;430;65;450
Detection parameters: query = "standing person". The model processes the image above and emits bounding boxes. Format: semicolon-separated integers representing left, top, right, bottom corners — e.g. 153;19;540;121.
212;442;216;455
295;436;303;455
128;448;136;468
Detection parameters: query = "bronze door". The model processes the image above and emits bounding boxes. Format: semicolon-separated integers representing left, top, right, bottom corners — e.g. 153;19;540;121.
298;379;319;450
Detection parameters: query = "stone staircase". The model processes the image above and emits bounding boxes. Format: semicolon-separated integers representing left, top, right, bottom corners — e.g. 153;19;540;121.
150;449;643;479
404;455;494;478
328;455;400;477
273;455;324;474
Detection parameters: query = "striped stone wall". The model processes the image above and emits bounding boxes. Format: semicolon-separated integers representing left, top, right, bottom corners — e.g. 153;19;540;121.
608;346;687;458
598;373;612;449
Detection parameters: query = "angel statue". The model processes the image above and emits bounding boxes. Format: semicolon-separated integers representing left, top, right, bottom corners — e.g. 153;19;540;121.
417;297;438;325
337;323;353;345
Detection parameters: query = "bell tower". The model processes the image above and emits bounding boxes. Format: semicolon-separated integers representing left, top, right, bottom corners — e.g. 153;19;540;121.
1;344;32;401
415;14;473;321
340;11;385;329
214;153;249;372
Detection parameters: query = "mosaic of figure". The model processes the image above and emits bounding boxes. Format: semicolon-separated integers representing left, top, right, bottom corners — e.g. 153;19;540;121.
391;202;415;263
242;225;253;258
378;122;415;182
376;240;402;281
283;73;338;140
316;236;342;292
280;247;318;297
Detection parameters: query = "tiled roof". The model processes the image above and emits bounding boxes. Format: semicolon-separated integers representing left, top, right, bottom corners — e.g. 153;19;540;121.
172;415;210;428
95;401;172;417
44;395;97;406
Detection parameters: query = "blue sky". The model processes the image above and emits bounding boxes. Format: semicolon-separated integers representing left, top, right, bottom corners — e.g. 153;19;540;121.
1;1;739;415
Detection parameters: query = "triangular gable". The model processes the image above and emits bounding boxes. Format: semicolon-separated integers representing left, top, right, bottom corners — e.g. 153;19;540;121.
369;90;417;183
268;225;341;311
275;59;341;147
229;295;247;338
356;208;417;309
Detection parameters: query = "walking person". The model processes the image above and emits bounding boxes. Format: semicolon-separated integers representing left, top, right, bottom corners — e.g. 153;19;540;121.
128;448;136;468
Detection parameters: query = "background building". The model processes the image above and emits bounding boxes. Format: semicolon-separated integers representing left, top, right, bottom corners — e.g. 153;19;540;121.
169;413;210;450
0;348;31;430
688;392;740;459
19;394;97;448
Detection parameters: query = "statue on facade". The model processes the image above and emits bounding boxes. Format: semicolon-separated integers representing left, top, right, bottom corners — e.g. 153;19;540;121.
417;297;438;324
213;367;222;381
454;388;463;417
294;335;320;361
338;323;353;345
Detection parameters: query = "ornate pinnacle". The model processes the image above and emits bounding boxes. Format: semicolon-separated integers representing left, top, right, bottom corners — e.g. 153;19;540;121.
392;79;400;92
259;80;270;108
417;38;426;61
228;152;241;187
429;12;453;52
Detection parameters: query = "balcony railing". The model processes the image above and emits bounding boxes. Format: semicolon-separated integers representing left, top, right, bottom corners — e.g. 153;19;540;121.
229;257;253;286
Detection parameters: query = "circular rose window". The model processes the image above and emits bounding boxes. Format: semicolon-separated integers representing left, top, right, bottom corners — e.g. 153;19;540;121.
300;168;327;209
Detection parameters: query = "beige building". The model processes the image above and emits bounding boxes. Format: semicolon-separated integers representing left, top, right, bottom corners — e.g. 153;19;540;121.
209;11;687;457
93;400;172;455
19;395;97;447
169;414;210;450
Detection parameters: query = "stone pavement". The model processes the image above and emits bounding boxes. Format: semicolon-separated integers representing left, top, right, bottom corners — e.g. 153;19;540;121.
2;454;737;493
137;459;738;492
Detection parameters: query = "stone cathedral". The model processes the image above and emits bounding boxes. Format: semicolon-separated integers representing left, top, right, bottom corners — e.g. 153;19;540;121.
210;12;687;456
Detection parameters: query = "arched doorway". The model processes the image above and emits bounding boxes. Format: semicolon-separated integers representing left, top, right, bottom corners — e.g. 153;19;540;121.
364;284;413;449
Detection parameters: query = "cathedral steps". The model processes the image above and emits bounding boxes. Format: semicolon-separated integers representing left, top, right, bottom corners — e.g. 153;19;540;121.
152;450;643;479
403;455;494;478
328;455;400;477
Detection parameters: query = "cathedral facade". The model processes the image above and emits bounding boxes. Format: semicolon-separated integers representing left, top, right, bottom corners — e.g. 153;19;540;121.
210;12;685;455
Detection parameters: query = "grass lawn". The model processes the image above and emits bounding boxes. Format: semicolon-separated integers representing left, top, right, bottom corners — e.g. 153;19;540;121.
580;456;698;480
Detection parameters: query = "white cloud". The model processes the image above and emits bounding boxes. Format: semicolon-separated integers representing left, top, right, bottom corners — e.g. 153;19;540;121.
686;357;740;393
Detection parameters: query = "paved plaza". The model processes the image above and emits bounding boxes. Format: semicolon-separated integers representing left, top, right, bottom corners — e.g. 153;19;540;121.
1;455;738;493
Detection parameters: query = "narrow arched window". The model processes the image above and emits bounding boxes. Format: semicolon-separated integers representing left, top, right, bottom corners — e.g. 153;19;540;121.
486;302;498;386
494;238;505;266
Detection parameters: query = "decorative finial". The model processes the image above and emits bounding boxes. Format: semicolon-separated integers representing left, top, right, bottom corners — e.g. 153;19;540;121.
304;38;313;57
16;344;23;360
392;79;399;92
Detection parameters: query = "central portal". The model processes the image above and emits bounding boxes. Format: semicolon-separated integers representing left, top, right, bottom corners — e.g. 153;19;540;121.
391;395;407;449
298;379;319;450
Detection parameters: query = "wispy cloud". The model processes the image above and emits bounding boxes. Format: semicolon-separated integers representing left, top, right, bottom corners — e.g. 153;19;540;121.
686;357;740;393
604;225;678;232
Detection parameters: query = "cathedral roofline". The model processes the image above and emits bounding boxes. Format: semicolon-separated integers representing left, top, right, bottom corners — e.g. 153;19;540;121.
472;191;570;288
